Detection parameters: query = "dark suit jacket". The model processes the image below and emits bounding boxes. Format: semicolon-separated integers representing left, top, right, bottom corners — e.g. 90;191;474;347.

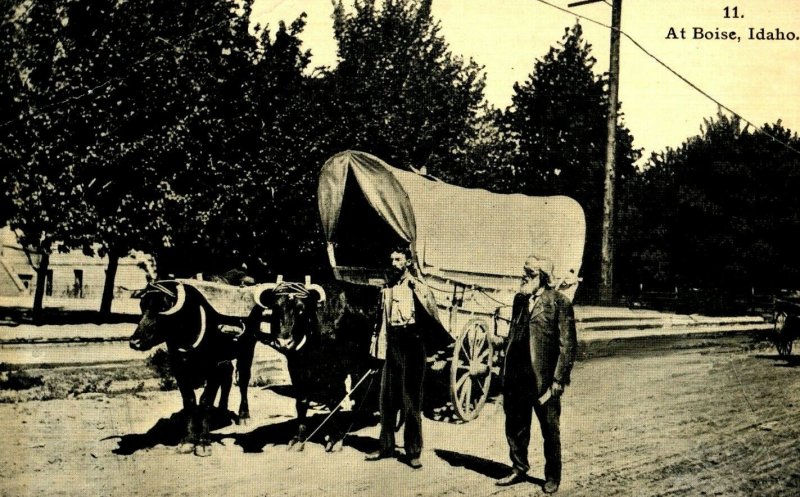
506;288;577;396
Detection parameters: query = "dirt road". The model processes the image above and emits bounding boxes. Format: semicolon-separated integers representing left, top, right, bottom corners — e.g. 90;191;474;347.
1;340;798;497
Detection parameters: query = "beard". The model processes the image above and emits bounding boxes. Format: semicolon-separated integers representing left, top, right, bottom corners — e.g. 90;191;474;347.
387;265;406;286
519;277;540;295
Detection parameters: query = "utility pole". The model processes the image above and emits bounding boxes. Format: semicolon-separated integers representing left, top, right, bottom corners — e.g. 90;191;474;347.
569;0;622;305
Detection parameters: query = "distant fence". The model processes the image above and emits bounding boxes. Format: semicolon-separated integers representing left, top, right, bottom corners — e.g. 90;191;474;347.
628;287;777;318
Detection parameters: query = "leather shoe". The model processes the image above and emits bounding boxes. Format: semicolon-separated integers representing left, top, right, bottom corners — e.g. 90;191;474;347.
495;470;526;486
365;451;393;461
543;480;560;494
408;457;422;469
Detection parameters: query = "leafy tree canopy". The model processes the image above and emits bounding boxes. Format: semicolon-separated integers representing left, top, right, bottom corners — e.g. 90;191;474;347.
504;22;639;301
328;0;486;182
620;112;800;295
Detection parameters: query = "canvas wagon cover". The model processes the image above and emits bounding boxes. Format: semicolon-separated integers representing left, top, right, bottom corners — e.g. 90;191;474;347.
318;150;585;295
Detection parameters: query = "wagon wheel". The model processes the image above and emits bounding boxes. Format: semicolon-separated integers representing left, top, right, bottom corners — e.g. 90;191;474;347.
774;311;793;357
450;318;494;421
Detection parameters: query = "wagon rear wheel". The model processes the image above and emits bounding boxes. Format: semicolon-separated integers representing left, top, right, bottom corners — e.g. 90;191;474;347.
450;318;494;421
774;311;793;357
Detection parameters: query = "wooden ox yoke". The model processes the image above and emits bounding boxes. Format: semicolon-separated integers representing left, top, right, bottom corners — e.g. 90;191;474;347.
174;277;327;339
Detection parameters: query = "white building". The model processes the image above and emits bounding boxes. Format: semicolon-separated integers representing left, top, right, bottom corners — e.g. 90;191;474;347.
0;226;152;299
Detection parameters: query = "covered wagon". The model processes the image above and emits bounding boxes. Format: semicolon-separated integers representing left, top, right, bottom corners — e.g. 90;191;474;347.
317;150;586;420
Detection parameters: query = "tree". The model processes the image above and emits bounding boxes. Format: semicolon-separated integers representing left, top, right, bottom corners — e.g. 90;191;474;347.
220;15;327;276
1;0;99;320
504;23;639;302
89;0;264;292
620;113;800;300
41;0;174;313
153;13;330;278
327;0;486;181
457;104;518;191
0;0;22;227
2;0;275;312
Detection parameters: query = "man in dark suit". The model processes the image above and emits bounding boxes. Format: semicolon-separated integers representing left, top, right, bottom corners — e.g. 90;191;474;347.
495;255;577;494
365;245;448;469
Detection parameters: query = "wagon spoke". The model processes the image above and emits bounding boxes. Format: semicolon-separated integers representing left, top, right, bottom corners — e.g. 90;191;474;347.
471;328;483;355
474;377;487;395
457;376;472;410
456;372;469;391
473;329;486;354
461;333;472;359
471;338;482;362
458;378;467;404
467;325;477;344
459;345;472;363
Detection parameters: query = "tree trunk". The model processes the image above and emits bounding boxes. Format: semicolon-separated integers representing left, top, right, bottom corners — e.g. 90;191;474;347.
32;252;50;323
100;252;120;315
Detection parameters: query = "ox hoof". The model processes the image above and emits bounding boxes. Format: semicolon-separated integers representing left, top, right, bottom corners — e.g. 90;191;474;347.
194;445;212;457
288;438;305;451
177;443;195;454
325;440;343;453
236;415;250;426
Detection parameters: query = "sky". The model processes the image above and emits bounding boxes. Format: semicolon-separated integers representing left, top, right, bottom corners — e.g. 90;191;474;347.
251;0;800;162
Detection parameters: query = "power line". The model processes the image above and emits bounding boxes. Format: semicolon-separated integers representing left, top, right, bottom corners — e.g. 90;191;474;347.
532;0;800;157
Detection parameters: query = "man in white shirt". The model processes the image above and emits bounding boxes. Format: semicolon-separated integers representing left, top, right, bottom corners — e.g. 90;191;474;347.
366;245;441;469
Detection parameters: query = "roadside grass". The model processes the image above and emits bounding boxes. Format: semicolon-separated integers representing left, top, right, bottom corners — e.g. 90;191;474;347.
0;357;285;403
0;363;159;403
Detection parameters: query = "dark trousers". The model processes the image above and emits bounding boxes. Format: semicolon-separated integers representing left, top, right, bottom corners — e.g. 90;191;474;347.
378;325;426;458
502;339;562;482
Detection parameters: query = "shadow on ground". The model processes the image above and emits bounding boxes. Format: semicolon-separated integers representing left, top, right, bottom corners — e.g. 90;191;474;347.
109;405;381;456
753;353;800;368
109;408;236;455
223;410;380;453
107;365;493;457
434;449;544;485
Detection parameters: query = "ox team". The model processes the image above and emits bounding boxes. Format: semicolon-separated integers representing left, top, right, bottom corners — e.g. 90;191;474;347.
132;246;577;493
365;247;576;494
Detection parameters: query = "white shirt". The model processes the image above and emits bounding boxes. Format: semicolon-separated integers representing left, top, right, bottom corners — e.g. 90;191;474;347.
528;288;545;313
389;277;416;326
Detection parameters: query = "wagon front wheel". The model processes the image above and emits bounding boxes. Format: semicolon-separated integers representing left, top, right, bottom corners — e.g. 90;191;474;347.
450;318;494;421
774;311;793;357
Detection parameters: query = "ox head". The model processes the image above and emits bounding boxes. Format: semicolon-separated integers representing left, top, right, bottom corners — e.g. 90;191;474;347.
130;281;205;351
257;280;326;354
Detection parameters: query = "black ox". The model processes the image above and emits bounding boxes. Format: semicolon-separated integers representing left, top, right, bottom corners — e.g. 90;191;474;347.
130;279;379;455
129;280;261;456
259;281;379;451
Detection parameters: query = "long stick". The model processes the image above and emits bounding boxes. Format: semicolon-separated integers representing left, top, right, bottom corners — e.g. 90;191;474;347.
302;368;378;443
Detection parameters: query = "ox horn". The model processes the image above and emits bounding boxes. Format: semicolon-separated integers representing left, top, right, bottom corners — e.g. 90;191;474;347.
304;275;326;303
159;283;186;316
177;306;207;352
253;281;280;309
